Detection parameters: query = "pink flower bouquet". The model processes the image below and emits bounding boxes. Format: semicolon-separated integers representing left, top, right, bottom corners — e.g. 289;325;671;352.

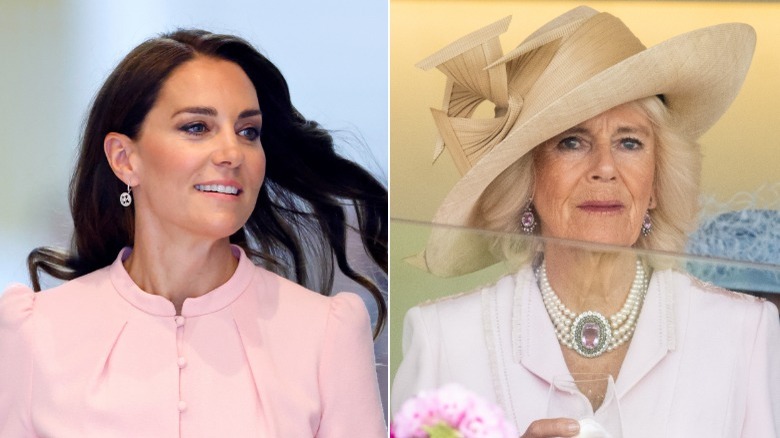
391;383;518;438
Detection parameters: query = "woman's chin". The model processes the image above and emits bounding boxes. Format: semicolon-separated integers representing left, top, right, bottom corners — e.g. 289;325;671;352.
546;229;640;248
585;233;637;247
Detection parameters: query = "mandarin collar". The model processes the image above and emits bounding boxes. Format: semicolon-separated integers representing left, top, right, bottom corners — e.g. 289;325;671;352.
109;245;255;317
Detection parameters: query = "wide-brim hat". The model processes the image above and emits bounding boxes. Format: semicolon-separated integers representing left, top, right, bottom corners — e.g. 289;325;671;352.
413;6;756;277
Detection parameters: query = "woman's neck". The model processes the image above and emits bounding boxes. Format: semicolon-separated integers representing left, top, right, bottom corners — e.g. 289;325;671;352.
123;235;238;315
542;245;637;315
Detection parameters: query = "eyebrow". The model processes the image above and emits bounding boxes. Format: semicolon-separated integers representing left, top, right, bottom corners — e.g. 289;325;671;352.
172;106;216;118
171;106;262;119
560;126;588;136
238;109;262;119
559;124;651;137
615;125;651;136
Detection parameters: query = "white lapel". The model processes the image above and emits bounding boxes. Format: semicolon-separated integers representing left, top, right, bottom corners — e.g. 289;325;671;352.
614;270;676;398
512;266;570;384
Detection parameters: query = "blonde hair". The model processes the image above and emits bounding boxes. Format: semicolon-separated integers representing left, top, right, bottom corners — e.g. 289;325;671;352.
471;96;702;265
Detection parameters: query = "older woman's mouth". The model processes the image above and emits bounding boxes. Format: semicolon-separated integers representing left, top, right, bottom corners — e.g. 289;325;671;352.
577;201;624;213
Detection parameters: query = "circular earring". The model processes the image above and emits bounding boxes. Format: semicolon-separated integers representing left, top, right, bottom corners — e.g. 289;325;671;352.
120;184;132;207
641;211;652;236
521;199;536;234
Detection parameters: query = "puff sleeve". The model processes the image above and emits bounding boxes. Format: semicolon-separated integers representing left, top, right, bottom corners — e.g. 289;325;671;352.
316;292;386;437
741;300;780;436
0;284;36;436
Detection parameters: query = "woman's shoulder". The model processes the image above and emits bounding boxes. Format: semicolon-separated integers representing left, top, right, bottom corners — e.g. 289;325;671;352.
417;268;531;311
0;267;114;325
250;264;332;305
246;264;370;326
657;269;777;327
658;268;769;305
405;267;529;322
0;283;36;329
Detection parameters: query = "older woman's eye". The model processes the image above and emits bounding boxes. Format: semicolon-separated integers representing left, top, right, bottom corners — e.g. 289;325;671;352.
620;137;643;150
239;126;261;142
558;137;582;150
180;122;208;136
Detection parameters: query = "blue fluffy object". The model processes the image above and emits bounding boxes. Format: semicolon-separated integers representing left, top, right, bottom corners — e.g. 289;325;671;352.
686;209;780;293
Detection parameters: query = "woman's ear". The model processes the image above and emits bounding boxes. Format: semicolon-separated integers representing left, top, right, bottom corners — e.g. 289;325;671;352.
104;132;138;186
649;193;657;210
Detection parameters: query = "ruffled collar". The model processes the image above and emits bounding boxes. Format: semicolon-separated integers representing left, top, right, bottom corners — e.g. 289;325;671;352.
109;245;255;317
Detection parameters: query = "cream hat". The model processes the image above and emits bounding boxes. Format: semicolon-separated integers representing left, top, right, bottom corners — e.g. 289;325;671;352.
414;6;756;277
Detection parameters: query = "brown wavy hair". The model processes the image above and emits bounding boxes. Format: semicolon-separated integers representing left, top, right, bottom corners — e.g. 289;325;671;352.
27;29;387;337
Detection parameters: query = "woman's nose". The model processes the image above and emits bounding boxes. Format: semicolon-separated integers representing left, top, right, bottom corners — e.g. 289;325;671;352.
211;133;244;168
589;141;617;182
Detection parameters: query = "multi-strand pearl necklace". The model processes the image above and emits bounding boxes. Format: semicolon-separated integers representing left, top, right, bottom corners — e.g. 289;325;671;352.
537;259;650;358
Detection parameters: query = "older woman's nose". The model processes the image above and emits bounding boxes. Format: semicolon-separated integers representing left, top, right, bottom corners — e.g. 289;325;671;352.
589;142;618;181
211;133;245;168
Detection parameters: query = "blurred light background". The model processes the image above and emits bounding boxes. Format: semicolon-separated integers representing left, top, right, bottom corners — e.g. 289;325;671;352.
0;0;387;287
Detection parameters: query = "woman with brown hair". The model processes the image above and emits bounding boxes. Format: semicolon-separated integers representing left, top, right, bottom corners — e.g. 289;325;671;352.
0;29;387;436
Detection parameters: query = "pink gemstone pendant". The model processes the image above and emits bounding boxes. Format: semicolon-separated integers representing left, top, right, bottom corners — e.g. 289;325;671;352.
582;322;600;349
521;210;536;233
571;312;612;358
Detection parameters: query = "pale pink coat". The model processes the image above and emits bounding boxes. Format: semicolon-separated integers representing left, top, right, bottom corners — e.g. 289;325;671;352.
392;266;780;437
0;246;386;437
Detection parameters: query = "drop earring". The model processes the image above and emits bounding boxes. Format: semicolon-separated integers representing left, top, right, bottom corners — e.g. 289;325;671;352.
641;211;652;236
120;184;132;207
521;199;536;234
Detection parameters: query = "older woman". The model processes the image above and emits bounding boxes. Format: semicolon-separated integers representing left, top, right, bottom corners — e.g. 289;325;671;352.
0;30;387;436
391;7;779;437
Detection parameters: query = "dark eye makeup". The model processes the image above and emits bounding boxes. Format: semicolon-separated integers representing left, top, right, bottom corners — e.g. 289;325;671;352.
180;122;209;136
238;126;261;142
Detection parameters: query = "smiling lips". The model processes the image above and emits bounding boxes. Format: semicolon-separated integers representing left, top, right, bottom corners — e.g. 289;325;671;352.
577;200;624;213
194;183;242;196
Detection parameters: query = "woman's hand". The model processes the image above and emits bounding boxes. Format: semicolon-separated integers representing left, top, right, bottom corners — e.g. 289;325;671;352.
520;418;580;437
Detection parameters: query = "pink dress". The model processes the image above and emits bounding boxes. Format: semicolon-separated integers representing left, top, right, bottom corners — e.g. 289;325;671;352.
0;246;386;437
